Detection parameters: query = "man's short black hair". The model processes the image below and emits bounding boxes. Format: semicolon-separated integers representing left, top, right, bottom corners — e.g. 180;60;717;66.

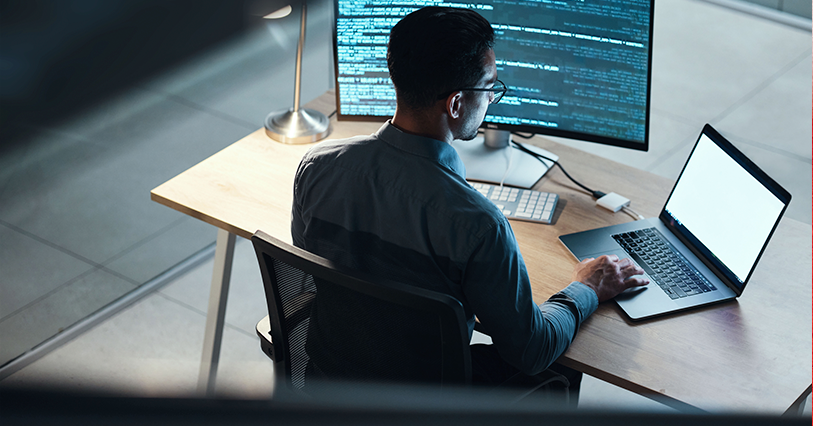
387;6;495;111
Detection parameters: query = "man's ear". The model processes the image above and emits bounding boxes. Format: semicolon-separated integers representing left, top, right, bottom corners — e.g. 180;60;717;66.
446;91;463;119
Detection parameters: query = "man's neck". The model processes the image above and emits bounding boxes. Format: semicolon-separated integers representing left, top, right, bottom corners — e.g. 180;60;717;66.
391;106;454;144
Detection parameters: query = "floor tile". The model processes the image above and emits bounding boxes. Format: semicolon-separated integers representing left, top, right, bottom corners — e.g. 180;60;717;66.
165;49;298;131
740;0;781;10
151;1;335;128
650;0;811;124
0;97;255;265
1;293;201;396
0;88;155;197
178;33;333;130
35;88;170;143
0;128;114;207
0;268;136;367
0;138;33;202
729;136;811;224
715;53;812;160
645;136;699;182
212;325;275;398
1;89;170;195
579;374;677;412
782;1;813;19
140;17;301;99
159;238;268;336
103;217;216;285
1;278;274;399
0;223;94;320
543;110;700;180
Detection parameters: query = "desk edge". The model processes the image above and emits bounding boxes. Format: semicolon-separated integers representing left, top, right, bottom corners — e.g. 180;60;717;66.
150;190;254;240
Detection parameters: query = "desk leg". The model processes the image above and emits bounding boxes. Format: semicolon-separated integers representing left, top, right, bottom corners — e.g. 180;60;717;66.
196;229;236;396
784;384;812;416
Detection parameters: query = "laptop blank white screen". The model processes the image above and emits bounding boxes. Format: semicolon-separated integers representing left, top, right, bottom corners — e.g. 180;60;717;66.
663;134;785;283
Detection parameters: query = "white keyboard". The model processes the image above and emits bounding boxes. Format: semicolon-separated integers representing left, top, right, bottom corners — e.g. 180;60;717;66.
470;182;559;224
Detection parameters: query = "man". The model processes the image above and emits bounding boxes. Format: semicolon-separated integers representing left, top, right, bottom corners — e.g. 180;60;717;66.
291;6;648;389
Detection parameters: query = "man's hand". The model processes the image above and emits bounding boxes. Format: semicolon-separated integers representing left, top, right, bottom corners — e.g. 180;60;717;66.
571;255;649;303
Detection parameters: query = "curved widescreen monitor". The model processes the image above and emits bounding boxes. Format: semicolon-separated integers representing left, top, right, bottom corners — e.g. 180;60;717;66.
334;0;654;152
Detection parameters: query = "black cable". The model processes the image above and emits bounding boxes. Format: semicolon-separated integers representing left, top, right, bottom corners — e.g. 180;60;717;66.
510;140;606;199
511;132;534;140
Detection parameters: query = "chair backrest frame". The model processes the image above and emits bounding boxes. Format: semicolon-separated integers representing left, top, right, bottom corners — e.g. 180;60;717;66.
251;229;472;390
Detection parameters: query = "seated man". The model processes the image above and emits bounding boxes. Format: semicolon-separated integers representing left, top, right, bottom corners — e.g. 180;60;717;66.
291;6;647;391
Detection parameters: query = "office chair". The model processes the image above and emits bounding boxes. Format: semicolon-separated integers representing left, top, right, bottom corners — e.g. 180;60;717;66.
251;230;472;394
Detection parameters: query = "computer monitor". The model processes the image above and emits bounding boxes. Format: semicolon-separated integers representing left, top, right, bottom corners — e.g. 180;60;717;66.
334;0;654;188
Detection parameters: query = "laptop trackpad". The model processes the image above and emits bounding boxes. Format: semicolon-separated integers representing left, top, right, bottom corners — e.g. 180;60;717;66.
615;284;649;299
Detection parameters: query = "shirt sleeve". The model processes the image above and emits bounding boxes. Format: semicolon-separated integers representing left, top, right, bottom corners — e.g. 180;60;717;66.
462;218;599;375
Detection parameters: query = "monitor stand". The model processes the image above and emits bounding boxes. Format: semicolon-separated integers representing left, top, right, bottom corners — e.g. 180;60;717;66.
453;129;557;189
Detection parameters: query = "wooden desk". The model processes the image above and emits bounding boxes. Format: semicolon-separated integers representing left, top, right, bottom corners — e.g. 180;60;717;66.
151;91;811;413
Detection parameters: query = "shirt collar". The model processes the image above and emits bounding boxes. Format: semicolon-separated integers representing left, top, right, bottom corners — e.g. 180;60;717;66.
375;121;466;179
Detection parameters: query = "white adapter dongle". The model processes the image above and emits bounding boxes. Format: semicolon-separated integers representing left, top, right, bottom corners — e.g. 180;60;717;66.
596;192;631;213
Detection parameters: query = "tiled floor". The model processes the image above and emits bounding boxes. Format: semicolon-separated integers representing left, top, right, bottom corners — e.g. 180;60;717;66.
0;0;810;415
0;0;335;368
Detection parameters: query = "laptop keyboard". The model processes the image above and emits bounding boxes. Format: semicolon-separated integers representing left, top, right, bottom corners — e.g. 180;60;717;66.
612;228;717;299
470;182;558;224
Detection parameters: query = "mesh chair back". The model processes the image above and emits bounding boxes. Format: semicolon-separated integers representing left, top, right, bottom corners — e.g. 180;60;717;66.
267;258;316;390
251;230;471;392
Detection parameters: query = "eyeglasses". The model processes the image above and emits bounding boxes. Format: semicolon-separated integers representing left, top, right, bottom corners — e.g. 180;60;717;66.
439;80;508;105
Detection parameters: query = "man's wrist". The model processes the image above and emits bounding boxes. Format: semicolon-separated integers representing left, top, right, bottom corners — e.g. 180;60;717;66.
576;280;601;302
560;281;600;319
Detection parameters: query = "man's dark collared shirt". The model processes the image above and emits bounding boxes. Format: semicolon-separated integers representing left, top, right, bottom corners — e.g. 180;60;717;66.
292;121;598;378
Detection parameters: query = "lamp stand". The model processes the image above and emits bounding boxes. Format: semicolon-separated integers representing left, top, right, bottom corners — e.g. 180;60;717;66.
265;3;330;144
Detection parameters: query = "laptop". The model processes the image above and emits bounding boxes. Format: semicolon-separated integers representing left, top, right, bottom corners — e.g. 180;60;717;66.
559;124;791;320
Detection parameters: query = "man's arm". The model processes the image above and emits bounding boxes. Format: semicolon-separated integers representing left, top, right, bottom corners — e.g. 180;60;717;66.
463;220;647;376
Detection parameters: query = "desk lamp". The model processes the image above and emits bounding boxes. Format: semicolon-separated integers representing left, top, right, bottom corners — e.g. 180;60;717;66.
263;2;330;144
